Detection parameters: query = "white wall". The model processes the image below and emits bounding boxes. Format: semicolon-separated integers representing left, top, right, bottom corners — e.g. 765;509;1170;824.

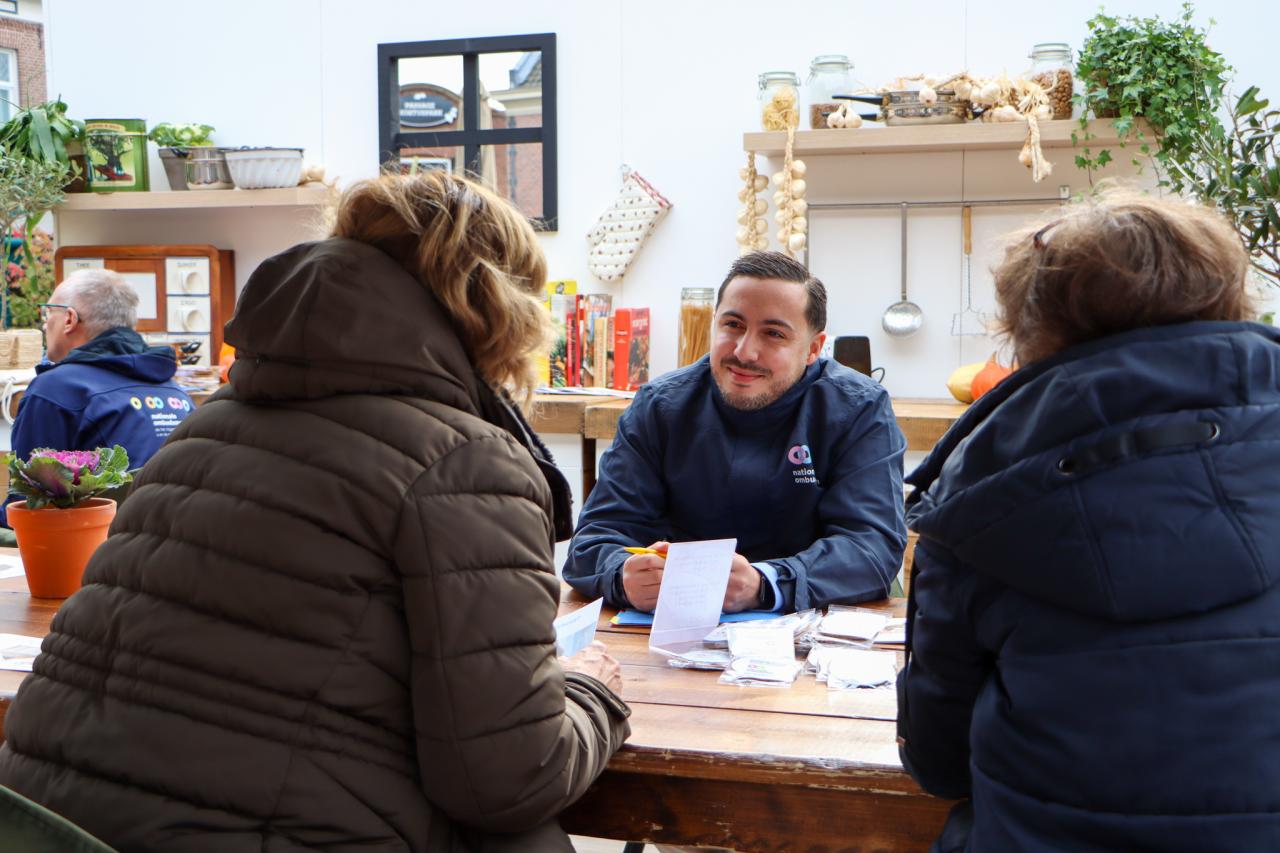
43;0;1280;398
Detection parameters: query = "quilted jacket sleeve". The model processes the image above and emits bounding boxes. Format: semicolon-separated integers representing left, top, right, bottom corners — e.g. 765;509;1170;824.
897;538;988;799
394;430;630;832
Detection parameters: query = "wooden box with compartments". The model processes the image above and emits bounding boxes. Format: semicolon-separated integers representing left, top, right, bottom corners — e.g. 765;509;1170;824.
53;244;235;367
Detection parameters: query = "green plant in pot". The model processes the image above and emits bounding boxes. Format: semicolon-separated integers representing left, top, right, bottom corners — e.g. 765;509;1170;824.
1073;2;1230;185
148;122;215;191
0;98;87;192
4;446;131;598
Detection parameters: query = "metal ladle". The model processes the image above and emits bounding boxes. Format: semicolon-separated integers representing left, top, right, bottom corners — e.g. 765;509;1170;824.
882;203;923;337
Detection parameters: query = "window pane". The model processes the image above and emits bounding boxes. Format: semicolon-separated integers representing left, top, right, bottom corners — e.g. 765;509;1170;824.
475;141;544;220
0;91;12;123
398;56;465;130
0;50;13;84
395;146;463;177
479;51;542;129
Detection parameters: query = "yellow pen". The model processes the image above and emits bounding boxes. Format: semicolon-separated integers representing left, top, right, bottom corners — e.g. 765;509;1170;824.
623;546;664;556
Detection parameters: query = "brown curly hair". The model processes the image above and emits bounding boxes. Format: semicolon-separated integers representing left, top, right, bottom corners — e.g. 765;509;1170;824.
327;171;550;403
992;188;1255;365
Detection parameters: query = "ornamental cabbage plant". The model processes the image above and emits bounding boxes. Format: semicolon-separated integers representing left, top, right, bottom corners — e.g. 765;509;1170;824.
5;446;131;509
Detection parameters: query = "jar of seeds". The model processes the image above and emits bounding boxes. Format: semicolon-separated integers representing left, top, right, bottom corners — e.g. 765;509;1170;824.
1027;42;1075;120
805;55;853;129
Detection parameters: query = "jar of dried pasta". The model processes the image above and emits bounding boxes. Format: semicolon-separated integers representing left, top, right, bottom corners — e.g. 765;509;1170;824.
1027;42;1075;120
678;287;714;367
758;71;800;131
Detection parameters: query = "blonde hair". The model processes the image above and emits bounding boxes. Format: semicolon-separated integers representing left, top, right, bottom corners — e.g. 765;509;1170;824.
992;188;1255;365
327;171;550;404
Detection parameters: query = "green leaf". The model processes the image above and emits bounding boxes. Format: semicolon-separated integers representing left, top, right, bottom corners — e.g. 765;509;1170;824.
30;108;55;164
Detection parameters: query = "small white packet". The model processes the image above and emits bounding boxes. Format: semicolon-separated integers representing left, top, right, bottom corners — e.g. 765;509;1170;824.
718;656;802;688
816;606;890;642
872;617;907;645
666;649;732;670
726;623;796;663
825;649;898;690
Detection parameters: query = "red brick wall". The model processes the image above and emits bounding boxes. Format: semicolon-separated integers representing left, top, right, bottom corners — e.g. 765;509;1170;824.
0;17;46;106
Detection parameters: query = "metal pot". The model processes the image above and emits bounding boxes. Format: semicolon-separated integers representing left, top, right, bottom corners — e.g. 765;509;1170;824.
158;147;189;192
836;90;978;126
184;146;232;191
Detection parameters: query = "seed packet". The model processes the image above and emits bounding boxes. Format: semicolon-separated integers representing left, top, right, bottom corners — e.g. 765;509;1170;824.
725;623;795;663
807;644;897;689
665;649;732;671
718;656;802;688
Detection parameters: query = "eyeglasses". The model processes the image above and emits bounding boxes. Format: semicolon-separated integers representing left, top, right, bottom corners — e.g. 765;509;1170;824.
37;303;75;322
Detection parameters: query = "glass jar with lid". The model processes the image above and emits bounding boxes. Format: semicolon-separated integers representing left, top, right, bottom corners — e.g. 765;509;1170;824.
678;287;714;367
806;55;853;129
1027;42;1075;120
758;71;800;131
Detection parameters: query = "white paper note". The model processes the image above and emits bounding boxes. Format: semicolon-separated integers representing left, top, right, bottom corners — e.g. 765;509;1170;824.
0;632;42;672
0;555;24;579
553;598;603;658
649;538;736;655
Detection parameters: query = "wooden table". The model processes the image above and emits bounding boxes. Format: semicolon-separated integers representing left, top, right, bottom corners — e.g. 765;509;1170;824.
0;565;60;743
547;394;962;450
0;553;952;851
555;591;952;851
533;393;966;502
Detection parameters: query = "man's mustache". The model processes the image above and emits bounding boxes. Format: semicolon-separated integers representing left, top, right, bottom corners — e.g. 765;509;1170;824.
720;356;770;377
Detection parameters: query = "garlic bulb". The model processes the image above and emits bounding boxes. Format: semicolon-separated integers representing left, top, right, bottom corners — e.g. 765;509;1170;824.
776;126;808;259
734;153;769;256
919;86;938;106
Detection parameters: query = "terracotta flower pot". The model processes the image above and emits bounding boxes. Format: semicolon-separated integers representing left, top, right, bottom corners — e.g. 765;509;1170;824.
7;498;116;598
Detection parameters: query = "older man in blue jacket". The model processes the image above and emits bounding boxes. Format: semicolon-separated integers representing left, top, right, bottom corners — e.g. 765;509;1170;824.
4;269;193;525
564;251;907;614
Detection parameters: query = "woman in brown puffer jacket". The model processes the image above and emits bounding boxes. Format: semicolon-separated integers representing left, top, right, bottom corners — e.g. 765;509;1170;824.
0;172;631;851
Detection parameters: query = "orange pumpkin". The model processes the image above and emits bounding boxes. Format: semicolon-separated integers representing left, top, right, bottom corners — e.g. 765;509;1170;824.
971;357;1013;400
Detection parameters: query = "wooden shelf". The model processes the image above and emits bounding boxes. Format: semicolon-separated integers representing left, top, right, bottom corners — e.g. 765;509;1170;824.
744;119;1146;156
58;185;334;212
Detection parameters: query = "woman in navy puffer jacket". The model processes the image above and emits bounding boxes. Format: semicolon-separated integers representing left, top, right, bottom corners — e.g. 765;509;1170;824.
898;189;1280;852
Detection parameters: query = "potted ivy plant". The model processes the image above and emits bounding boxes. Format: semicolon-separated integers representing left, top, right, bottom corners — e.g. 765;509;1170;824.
4;446;131;598
1073;3;1230;184
0;98;87;192
148;122;216;191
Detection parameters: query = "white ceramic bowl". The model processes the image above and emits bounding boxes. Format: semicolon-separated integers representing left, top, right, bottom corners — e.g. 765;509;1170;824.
223;147;304;190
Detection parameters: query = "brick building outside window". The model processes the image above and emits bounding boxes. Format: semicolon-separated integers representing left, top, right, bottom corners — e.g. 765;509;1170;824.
0;2;47;121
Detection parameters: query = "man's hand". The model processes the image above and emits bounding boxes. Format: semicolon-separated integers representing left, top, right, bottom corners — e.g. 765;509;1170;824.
723;552;763;613
621;540;669;611
560;641;623;696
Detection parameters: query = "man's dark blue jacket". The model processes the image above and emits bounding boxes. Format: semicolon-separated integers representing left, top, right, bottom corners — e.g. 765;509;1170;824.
899;321;1280;852
563;356;907;611
5;327;192;524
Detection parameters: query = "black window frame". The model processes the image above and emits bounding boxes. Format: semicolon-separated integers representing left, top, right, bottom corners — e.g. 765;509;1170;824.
377;33;558;231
